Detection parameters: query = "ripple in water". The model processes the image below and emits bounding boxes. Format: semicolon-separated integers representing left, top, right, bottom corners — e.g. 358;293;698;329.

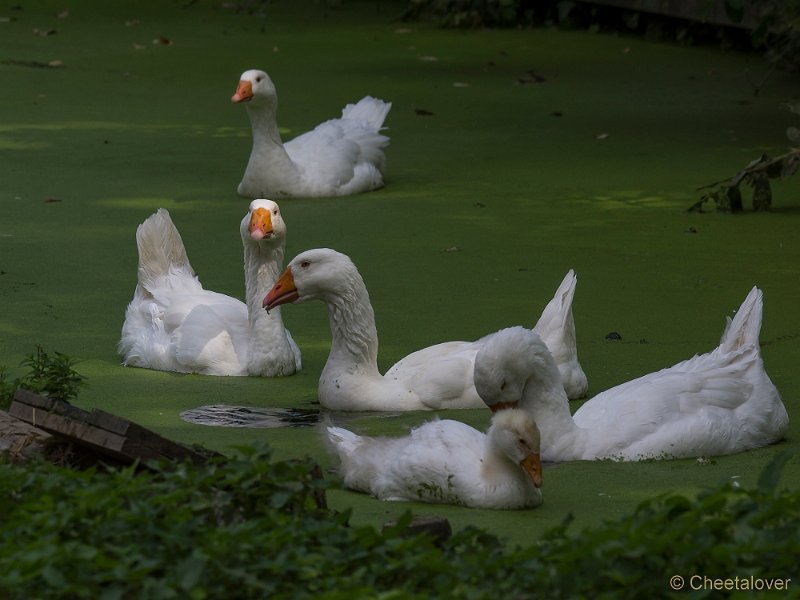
180;405;320;428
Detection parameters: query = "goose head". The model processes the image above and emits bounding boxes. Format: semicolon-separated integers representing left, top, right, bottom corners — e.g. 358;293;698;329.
488;408;543;488
240;198;286;246
231;69;277;107
474;326;556;412
263;248;358;310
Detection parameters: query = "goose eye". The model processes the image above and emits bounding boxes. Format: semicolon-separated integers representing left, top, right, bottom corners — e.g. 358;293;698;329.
500;381;507;391
273;208;279;215
300;260;311;268
256;76;263;82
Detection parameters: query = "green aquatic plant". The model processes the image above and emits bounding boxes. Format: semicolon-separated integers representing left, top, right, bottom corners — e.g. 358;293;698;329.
0;346;86;410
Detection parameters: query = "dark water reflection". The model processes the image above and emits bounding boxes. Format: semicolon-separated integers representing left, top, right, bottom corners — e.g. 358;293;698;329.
180;405;321;428
180;404;404;429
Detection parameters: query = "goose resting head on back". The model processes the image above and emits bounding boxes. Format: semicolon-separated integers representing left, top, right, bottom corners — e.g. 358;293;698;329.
325;407;544;509
474;287;789;461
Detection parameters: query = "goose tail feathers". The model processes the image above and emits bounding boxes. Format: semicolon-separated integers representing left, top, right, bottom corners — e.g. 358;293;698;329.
341;96;392;131
719;286;763;354
325;425;362;460
134;209;195;295
533;269;588;398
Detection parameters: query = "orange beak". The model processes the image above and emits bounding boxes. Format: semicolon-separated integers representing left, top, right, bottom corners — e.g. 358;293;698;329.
521;453;543;488
231;80;253;103
248;207;273;241
488;401;519;413
263;267;299;311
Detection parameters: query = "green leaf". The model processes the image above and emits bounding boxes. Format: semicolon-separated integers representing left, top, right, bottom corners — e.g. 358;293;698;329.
750;173;772;211
782;153;800;178
41;565;65;587
723;0;745;23
177;550;208;591
757;450;796;494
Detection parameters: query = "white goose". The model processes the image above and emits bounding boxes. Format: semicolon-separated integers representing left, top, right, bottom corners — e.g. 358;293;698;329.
263;248;587;411
231;69;391;198
474;287;789;461
326;408;543;509
119;199;301;377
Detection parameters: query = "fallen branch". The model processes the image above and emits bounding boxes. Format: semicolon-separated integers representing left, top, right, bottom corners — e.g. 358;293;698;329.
689;148;800;213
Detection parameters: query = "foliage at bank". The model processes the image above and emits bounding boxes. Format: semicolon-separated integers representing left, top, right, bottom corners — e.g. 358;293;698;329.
0;441;796;599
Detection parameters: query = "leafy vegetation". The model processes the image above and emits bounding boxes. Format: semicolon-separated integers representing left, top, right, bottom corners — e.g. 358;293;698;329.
1;441;796;598
402;0;800;74
0;346;86;410
746;0;800;74
401;0;535;28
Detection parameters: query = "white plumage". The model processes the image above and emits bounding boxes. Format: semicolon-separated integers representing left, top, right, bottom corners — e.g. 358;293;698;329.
231;69;391;198
263;248;587;411
474;287;789;461
119;199;300;376
326;408;543;509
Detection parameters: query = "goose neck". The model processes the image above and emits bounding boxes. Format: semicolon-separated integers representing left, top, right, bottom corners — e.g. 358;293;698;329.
244;243;283;316
325;280;379;370
244;243;292;366
521;370;586;459
246;103;284;147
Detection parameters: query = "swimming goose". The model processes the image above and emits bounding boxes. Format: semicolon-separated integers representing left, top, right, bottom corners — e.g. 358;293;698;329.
232;69;391;198
473;287;789;461
326;408;543;509
119;200;300;376
263;248;586;410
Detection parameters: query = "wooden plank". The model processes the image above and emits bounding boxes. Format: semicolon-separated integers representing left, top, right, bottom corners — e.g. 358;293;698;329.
9;402;131;454
0;410;51;462
13;390;132;436
10;389;216;466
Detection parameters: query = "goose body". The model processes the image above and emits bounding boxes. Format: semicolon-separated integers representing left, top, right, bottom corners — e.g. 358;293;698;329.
232;69;391;198
474;287;789;461
326;408;543;509
263;248;586;411
119;200;300;377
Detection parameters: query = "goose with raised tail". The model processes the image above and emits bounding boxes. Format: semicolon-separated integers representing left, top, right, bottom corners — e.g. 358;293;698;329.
119;199;300;377
473;287;789;461
231;69;391;198
263;248;586;411
326;408;543;509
